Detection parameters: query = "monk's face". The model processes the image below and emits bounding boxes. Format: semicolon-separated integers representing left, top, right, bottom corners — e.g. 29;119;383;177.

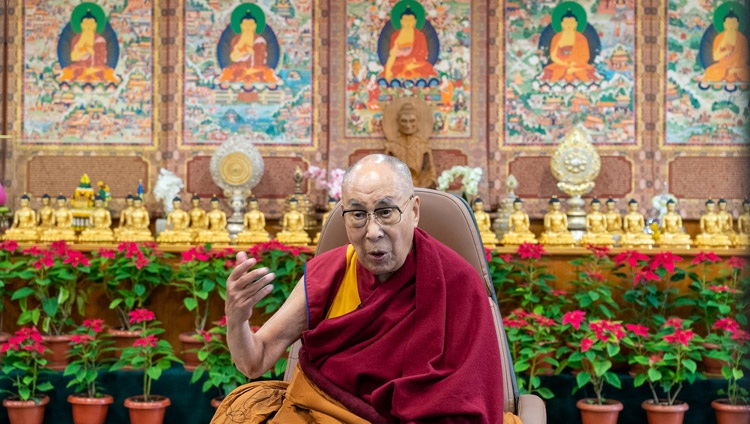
397;111;418;135
400;14;417;29
342;161;420;282
241;18;257;34
724;17;739;32
561;17;577;32
81;17;97;32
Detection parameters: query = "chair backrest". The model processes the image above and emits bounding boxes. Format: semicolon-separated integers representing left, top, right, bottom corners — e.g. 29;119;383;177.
283;187;520;413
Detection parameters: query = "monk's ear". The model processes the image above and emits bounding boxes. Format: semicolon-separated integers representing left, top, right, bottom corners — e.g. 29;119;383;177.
411;196;420;226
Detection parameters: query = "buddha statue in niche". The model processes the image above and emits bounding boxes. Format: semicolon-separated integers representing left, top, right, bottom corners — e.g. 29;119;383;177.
658;199;691;249
4;194;39;242
41;195;77;243
580;198;615;246
79;195;114;243
733;198;750;247
619;199;654;248
157;196;193;244
116;196;153;242
195;196;231;244
500;198;537;246
539;196;576;247
276;198;310;245
237;197;271;244
695;199;732;248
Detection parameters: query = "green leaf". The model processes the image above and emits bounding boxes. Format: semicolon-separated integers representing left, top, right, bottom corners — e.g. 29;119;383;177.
648;368;662;382
537;387;555;399
576;371;591;388
147;366;163;381
184;297;198;311
683;359;697;373
11;287;34;301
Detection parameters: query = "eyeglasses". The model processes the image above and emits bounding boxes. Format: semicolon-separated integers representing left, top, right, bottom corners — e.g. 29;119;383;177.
341;195;414;229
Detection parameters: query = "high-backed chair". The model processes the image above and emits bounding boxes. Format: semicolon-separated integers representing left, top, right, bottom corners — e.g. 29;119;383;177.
284;187;547;423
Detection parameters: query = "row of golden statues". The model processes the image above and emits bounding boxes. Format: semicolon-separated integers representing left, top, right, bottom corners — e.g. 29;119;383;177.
474;197;750;249
2;193;315;246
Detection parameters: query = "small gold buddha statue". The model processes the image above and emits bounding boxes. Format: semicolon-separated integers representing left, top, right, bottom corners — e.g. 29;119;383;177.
733;198;750;247
41;195;77;243
157;196;193;244
501;198;537;245
472;198;499;247
580;198;615;246
114;194;135;238
37;194;55;236
276;198;311;245
695;199;732;248
4;194;39;242
237;197;271;244
116;196;153;242
79;195;114;243
539;196;576;247
604;198;623;236
658;199;691;249
313;197;337;244
717;198;736;237
187;194;208;240
619;199;654;248
195;196;231;244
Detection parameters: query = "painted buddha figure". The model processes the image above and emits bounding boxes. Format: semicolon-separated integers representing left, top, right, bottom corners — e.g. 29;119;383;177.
218;5;280;84
580;198;615;246
237;197;271;244
717;198;736;236
701;9;749;83
541;7;597;83
188;194;208;239
313;197;337;244
619;199;654;248
472;198;499;247
501;198;537;246
116;196;153;242
276;198;310;245
41;195;77;243
382;2;437;81
37;194;55;236
59;4;118;84
4;194;39;242
114;194;135;238
539;196;576;247
196;196;231;244
157;196;193;244
604;198;623;236
695;199;732;248
733;198;750;247
658;199;692;248
79;195;114;242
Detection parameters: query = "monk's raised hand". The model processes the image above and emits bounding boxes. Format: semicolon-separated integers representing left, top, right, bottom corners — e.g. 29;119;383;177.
225;251;275;325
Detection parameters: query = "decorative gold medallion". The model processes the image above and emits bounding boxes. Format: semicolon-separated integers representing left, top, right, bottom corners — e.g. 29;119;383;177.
220;152;253;186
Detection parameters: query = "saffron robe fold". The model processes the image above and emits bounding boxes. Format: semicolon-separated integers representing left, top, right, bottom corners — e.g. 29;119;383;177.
300;228;504;423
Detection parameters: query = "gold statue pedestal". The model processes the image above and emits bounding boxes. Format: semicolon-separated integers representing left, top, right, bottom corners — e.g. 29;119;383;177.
539;232;576;247
695;233;732;249
157;230;193;244
500;232;537;246
733;234;750;248
619;233;654;249
116;230;153;243
658;233;692;249
580;233;615;247
79;229;114;243
236;231;271;244
4;229;39;242
195;230;232;245
480;232;499;248
41;229;77;243
276;231;310;246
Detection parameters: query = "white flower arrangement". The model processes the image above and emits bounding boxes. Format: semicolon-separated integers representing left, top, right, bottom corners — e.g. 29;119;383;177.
153;168;184;214
305;166;346;200
436;166;483;197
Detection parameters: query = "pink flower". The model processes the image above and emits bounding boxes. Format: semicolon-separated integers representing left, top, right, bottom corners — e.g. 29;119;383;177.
63;250;91;267
585;271;605;282
22;342;45;354
223;259;236;268
17;327;42;342
625;323;650;338
70;334;94;346
731;329;750;344
22;245;43;256
484;247;492;262
580;338;594;352
651;252;683;273
97;249;115;259
503;318;529;329
708;285;736;293
133;334;158;348
664;329;695;346
692;251;721;265
649;355;663;366
216;316;227;327
634;267;660;286
562;310;586;330
500;254;512;263
551;289;567;297
33;255;55;269
713;318;740;333
134;256;151;269
517;242;545;260
129;309;156;324
0;240;18;252
50;240;68;256
727;256;746;270
586;244;610;258
663;317;684;329
614;250;649;267
200;330;212;343
83;319;104;333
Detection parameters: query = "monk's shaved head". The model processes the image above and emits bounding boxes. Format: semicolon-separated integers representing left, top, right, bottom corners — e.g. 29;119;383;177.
342;154;414;195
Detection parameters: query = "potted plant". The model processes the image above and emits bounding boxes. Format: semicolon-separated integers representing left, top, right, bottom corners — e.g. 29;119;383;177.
247;241;312;314
568;244;620;320
705;317;750;424
628;317;704;424
12;241;91;369
110;308;182;424
64;319;115;424
503;308;557;400
171;245;234;369
0;327;54;424
0;240;24;359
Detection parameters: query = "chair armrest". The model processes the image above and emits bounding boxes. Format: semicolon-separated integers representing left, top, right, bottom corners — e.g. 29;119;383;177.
517;394;546;424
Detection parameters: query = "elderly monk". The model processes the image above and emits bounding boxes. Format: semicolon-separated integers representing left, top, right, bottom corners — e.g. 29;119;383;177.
215;154;505;423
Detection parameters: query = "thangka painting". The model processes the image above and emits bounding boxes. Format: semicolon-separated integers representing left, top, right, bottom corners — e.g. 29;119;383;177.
665;0;750;145
183;0;314;145
344;0;471;138
21;1;155;146
504;1;637;145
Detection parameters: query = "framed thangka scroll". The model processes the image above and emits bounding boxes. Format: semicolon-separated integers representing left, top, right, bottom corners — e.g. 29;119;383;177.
503;1;637;146
665;1;749;146
344;0;471;138
20;1;155;146
182;1;314;146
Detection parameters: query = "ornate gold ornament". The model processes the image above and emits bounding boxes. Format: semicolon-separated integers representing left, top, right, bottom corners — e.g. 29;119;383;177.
550;128;601;197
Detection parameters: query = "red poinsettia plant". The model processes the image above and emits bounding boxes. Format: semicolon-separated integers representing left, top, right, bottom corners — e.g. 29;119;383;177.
685;252;739;336
503;308;558;400
0;327;54;402
568;245;620;320
64;319;114;399
190;316;250;399
110;309;182;402
247;241;313;314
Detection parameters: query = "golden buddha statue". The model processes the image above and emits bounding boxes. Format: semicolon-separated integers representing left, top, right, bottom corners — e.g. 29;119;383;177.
472;198;499;247
4;194;39;242
619;199;654;248
604;198;623;236
156;196;193;244
695;199;732;248
276;198;310;245
658;199;691;249
195;196;231;244
313;197;337;244
78;195;114;243
717;198;736;237
36;194;55;236
733;199;750;248
114;194;135;238
501;198;537;245
187;194;208;239
116;196;153;242
580;198;615;246
41;195;77;243
539;197;576;247
237;197;271;244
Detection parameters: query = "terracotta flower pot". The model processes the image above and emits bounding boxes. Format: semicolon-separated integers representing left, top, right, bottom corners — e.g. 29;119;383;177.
68;394;114;424
210;396;225;409
0;331;10;362
701;342;729;377
179;331;203;371
124;395;171;424
577;398;623;424
42;334;72;371
641;399;689;424
3;395;50;424
108;328;142;362
712;399;750;424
